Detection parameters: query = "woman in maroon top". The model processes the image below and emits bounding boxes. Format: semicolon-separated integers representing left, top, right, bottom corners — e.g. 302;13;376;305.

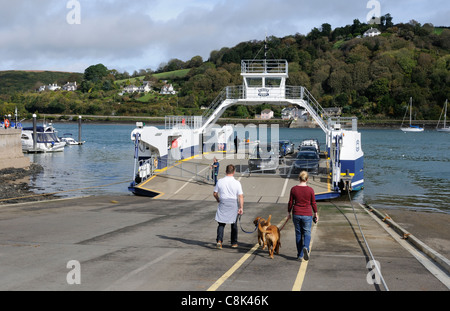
287;171;318;261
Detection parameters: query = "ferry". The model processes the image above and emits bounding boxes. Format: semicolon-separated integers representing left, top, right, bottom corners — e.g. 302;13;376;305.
129;58;364;200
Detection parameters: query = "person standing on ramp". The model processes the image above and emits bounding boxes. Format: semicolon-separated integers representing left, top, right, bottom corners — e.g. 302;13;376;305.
213;164;244;249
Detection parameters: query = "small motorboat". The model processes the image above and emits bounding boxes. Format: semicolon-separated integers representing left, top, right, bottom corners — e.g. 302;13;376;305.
22;123;66;153
61;133;84;145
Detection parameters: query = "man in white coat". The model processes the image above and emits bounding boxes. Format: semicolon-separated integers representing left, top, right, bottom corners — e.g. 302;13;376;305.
213;164;244;249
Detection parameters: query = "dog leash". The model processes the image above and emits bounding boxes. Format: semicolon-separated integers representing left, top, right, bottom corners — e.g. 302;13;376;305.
237;215;259;234
278;217;290;231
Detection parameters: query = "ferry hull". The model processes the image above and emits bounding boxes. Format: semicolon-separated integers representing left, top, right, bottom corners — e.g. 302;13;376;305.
340;156;364;191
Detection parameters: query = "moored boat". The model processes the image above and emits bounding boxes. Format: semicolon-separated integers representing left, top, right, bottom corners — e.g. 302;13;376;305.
401;98;424;132
21;123;65;153
436;99;450;132
61;133;85;145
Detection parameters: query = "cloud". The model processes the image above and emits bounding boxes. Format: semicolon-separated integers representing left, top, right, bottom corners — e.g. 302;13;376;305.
0;0;448;72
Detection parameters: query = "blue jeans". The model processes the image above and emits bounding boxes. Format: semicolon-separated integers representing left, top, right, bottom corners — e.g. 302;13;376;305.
217;222;238;245
292;215;312;258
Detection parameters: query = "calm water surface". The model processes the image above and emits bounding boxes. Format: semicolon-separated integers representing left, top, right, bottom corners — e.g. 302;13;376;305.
25;122;450;214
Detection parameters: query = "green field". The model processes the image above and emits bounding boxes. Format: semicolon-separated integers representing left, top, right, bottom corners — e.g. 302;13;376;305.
115;68;190;85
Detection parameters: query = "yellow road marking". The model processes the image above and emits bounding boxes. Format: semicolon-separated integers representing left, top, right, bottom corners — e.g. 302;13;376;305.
208;217;288;291
292;222;318;291
207;243;260;292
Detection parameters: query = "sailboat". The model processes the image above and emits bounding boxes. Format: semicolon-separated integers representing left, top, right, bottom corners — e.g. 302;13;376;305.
436;99;450;132
400;98;424;132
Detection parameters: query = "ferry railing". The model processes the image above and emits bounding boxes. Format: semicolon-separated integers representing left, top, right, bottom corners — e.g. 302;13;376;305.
157;152;331;184
137;158;154;183
201;84;331;132
165;115;203;130
328;117;358;131
201;86;244;122
241;60;288;74
202;88;228;121
161;158;214;184
285;86;331;130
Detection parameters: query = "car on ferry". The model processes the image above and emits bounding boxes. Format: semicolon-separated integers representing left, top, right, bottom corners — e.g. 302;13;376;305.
298;139;320;153
248;144;279;173
279;140;295;157
292;150;320;174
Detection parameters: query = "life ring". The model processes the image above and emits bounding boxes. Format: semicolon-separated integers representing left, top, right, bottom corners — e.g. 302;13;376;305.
4;119;10;128
171;139;178;149
153;157;158;169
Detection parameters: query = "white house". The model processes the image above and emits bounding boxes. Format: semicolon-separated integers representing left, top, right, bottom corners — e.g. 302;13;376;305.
62;82;77;91
123;84;139;93
39;83;61;92
260;109;274;120
48;83;61;91
160;83;177;95
123;81;152;94
363;27;381;37
281;107;306;120
138;81;152;93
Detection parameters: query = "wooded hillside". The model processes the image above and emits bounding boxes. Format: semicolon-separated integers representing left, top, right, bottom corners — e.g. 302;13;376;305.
1;16;449;120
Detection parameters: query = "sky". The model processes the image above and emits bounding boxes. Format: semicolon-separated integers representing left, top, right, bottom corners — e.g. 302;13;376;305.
0;0;448;73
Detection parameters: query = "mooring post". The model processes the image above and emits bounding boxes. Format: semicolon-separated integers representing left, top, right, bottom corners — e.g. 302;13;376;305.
32;114;37;152
78;116;82;145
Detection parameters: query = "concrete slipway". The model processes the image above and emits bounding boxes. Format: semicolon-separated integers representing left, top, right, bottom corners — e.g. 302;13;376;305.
0;192;448;292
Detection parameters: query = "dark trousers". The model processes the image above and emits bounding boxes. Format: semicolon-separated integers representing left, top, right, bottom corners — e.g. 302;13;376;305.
216;222;238;244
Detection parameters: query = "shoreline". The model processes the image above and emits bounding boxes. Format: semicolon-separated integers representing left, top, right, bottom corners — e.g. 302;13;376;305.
0;164;60;204
19;115;441;130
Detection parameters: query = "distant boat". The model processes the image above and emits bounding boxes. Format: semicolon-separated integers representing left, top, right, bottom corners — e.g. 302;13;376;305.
436;99;450;133
401;98;424;132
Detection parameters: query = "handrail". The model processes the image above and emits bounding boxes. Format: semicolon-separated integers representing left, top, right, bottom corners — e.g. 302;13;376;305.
201;84;334;133
241;60;288;74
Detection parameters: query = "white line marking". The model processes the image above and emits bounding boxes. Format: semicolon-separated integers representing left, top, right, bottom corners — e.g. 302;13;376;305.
104;249;177;290
280;165;293;197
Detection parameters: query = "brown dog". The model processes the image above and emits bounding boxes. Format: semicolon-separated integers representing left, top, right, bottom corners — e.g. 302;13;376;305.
258;218;281;259
254;215;271;249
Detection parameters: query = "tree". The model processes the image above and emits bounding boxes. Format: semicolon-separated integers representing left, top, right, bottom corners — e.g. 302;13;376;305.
307;27;322;41
84;64;109;82
321;23;332;38
166;58;186;71
235;106;250;118
187;56;203;68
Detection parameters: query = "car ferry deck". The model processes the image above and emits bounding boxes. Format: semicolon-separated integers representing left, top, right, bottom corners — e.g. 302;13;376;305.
132;148;337;202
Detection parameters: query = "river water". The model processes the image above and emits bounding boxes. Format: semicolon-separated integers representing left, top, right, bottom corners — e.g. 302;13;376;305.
24;122;450;214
